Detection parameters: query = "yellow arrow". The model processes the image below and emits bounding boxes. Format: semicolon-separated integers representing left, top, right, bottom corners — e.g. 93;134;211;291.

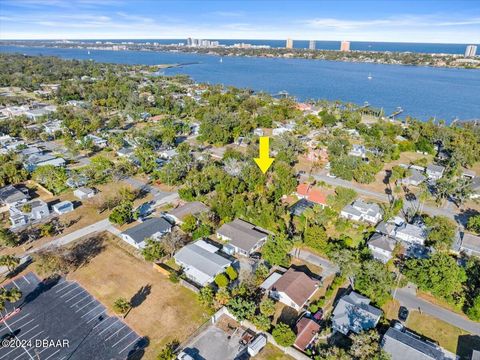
254;136;274;173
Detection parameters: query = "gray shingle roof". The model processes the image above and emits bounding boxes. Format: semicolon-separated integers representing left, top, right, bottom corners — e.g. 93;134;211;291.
426;164;445;174
217;218;269;253
122;217;172;244
0;185;28;204
369;233;396;252
168;201;209;222
174;241;231;278
461;232;480;254
382;327;446;360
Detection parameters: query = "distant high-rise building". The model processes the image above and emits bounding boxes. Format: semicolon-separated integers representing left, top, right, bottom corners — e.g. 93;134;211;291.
465;45;477;57
340;41;350;52
286;38;293;49
309;40;316;50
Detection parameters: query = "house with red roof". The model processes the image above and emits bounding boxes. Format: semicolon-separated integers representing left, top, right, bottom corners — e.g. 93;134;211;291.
294;317;320;351
295;183;329;208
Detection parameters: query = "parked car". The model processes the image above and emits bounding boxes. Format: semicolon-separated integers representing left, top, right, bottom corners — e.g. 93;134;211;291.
398;306;409;321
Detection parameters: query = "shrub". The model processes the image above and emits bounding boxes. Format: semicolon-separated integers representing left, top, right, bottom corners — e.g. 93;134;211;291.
272;323;296;347
214;273;229;288
225;266;238;281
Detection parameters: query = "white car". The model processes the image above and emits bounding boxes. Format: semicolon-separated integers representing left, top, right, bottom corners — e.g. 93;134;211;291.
326;172;337;178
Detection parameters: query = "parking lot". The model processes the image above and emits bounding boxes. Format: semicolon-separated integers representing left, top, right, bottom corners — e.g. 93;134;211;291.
0;272;145;360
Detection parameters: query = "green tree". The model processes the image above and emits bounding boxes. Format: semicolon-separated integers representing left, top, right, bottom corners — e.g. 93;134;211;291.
259;297;276;317
156;340;179;360
214;273;229;288
467;295;480;321
227;297;256;321
198;286;214;307
355;260;395;306
467;215;480;234
180;214;197;233
262;234;292;267
252;314;272;331
349;330;386;360
424;215;456;250
32;165;68;194
0;288;22;311
0;227;18;247
0;255;20;272
272;323;296;347
225;266;238;281
108;201;134;225
113;297;131;317
141;238;166;261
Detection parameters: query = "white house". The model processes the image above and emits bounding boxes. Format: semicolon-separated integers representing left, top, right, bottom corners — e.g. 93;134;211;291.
368;233;396;263
174;239;233;286
426;164;445;180
120;217;172;249
43;120;63;135
84;134;108;148
0;185;30;209
25;153;66;172
217;218;269;256
73;187;96;200
348;144;367;158
52;201;74;215
9;199;50;228
393;223;427;246
340;200;383;224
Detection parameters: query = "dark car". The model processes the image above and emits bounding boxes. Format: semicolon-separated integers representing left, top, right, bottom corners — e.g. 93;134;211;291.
398;306;409;321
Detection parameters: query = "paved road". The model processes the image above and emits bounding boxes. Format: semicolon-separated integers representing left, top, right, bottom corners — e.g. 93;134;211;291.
124;177;178;206
394;284;480;335
313;173;457;221
290;248;339;278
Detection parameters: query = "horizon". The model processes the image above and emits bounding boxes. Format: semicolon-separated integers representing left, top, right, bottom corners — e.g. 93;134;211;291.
0;0;479;43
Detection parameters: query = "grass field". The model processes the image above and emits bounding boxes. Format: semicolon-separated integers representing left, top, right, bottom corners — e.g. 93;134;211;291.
68;236;210;359
253;343;294;360
406;311;480;358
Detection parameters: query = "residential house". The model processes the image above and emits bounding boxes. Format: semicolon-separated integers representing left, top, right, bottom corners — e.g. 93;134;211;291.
9;199;50;228
120;217;172;249
398;169;426;187
332;291;383;335
174;239;233;286
294;317;320;351
471;177;480;199
425;164;445;180
66;175;88;189
340;200;383;224
217;219;270;256
84;134;108;148
368;233;396;263
116;147;135;158
348;145;367;158
306;147;328;163
43;120;63;135
20;146;42;158
381;326;451;360
393;223;427;246
52;201;74;215
73;187;96;200
0;185;30;209
295;183;329;208
25;153;66;172
166;201;209;224
272;123;294;136
457;232;480;257
159;149;178;160
261;268;319;312
24;106;55;121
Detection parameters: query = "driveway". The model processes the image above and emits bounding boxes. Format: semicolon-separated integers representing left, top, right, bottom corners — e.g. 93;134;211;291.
124;177;178;206
290;248;339;278
394;284;480;335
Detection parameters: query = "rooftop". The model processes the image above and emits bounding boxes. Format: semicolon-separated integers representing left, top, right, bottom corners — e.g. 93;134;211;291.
168;201;209;222
270;268;319;308
122;217;172;244
217;218;269;253
294;317;320;350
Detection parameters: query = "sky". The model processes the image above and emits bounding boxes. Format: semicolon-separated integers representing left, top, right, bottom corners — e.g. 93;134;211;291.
0;0;479;43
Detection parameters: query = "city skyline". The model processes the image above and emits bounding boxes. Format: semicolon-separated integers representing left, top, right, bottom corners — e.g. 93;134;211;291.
0;0;479;43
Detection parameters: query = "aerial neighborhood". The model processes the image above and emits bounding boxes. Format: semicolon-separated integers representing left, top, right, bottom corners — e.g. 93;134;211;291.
0;53;479;360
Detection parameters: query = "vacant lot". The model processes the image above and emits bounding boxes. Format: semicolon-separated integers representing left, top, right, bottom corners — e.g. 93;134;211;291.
68;237;210;359
406;311;480;358
254;343;294;360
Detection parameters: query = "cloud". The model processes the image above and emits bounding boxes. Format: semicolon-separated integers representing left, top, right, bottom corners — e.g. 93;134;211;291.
211;11;244;18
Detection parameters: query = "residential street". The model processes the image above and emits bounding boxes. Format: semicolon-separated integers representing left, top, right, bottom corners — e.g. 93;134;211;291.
313;173;458;221
394;284;480;335
290;248;339;278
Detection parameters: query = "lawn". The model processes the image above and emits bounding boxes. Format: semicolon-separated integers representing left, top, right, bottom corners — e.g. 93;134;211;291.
68;235;210;359
406;311;480;358
253;343;294;360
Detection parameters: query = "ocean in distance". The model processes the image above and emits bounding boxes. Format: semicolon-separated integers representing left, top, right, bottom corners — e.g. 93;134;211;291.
1;45;480;123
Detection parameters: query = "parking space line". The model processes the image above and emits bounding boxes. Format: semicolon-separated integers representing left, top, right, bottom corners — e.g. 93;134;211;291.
119;337;141;354
93;316;113;330
60;286;78;298
18;324;39;337
98;318;119;335
22;275;31;284
65;289;86;303
0;317;35;335
0;321;34;360
112;331;135;348
0;330;42;359
0;345;24;359
75;299;96;312
57;284;79;297
105;324;126;341
11;332;45;360
11;280;19;289
0;313;30;329
60;286;81;298
43;349;61;360
86;310;105;324
55;282;75;293
81;304;102;318
70;294;91;307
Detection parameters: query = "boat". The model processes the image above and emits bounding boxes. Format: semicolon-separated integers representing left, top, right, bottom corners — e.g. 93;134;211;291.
219;57;223;63
88;50;91;55
367;73;372;80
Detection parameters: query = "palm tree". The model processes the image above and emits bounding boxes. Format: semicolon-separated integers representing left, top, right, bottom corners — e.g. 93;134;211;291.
0;255;20;272
113;297;131;318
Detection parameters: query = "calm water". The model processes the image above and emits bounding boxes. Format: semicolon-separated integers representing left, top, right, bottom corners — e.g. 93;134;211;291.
1;45;480;122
